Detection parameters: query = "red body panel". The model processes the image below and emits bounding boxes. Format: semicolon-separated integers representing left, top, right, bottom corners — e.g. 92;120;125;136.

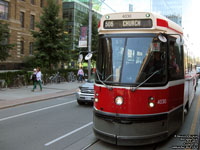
94;84;184;115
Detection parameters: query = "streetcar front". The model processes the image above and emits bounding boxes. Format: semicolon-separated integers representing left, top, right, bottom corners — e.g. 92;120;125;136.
93;12;184;146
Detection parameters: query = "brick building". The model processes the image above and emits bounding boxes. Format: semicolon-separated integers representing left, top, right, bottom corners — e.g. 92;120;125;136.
0;0;62;70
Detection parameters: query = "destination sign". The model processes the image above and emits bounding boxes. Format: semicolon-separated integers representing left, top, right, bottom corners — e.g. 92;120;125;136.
104;19;152;29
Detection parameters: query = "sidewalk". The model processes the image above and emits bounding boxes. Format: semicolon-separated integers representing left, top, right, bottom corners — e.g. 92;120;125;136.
0;82;83;109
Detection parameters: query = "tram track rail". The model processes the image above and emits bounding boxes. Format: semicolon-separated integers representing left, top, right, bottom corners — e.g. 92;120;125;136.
81;139;100;150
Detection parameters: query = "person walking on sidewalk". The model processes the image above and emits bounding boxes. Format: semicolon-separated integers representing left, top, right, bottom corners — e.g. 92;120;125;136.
32;67;42;92
31;68;37;91
77;67;84;82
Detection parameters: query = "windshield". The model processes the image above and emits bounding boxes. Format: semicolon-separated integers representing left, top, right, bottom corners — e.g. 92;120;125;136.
96;34;167;86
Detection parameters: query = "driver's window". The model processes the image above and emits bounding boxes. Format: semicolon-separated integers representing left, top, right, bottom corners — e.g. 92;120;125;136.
168;39;184;80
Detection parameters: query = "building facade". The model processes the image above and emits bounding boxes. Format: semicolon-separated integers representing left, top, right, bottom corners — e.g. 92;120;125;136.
0;0;62;70
63;0;102;49
63;0;102;11
152;0;182;26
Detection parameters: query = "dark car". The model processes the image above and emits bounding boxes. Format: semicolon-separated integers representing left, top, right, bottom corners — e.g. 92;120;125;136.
76;75;94;105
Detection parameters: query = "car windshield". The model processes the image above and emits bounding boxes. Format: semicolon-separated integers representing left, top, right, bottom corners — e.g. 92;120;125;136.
96;34;167;86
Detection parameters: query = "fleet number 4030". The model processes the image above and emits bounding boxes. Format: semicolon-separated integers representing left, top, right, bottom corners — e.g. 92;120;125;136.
157;99;167;104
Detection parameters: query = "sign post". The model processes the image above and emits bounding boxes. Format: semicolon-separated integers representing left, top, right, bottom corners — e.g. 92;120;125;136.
88;0;92;79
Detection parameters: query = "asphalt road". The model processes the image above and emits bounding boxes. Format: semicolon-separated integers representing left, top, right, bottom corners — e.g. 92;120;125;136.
0;86;199;150
0;95;95;150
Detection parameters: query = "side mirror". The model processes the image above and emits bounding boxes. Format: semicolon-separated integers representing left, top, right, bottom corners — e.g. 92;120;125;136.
158;34;167;43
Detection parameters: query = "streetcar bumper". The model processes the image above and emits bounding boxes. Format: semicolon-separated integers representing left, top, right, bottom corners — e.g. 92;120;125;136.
93;126;168;146
93;106;183;146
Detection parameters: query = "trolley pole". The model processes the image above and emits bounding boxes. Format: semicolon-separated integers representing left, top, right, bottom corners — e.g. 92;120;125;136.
88;0;92;79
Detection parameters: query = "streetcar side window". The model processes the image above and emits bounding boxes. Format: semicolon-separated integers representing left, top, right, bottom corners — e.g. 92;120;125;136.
168;39;184;80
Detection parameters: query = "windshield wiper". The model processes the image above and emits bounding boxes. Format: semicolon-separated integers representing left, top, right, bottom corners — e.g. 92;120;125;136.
131;70;161;92
104;74;116;82
96;70;113;90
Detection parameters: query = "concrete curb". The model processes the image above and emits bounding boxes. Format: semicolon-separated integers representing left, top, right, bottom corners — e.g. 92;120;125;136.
0;89;76;110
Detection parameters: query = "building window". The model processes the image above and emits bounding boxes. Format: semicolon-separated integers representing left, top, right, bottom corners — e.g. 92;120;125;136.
29;42;33;55
20;12;24;28
0;0;8;20
40;0;44;8
30;15;35;30
30;0;35;5
20;41;24;54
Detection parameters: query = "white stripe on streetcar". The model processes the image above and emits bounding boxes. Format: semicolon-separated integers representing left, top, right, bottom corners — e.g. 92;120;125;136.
0;100;76;122
45;122;93;146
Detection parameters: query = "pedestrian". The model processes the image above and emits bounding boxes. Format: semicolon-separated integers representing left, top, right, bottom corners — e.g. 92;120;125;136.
77;67;84;82
36;67;42;91
31;68;37;92
32;67;42;92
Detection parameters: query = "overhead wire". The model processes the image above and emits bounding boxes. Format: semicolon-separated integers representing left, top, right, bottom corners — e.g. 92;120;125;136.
98;0;116;12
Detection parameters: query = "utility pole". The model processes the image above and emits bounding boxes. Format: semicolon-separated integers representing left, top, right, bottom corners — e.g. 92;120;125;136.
88;0;92;79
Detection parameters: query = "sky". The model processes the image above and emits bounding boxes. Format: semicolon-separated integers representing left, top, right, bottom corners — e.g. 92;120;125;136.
100;0;200;57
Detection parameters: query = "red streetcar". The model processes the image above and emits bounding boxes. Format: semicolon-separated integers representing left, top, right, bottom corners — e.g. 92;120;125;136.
93;12;197;146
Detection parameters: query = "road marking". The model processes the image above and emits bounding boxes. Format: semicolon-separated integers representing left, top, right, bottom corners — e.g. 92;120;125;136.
45;122;93;146
190;95;200;135
0;100;76;122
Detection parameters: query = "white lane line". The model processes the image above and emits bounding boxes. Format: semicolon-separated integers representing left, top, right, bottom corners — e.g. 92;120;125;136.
0;100;76;122
45;122;93;146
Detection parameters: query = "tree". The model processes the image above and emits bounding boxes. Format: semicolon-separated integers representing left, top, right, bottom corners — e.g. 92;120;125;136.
31;0;69;69
0;22;14;61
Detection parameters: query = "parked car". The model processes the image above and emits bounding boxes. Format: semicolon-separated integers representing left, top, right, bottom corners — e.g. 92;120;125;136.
76;74;95;105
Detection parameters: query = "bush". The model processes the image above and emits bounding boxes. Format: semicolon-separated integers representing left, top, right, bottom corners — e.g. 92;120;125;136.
0;68;90;87
0;70;30;87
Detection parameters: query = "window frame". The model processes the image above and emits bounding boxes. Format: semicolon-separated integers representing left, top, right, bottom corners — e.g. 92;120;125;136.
30;14;35;30
29;42;33;55
20;40;24;55
30;0;35;5
20;11;25;28
40;0;44;8
0;0;9;20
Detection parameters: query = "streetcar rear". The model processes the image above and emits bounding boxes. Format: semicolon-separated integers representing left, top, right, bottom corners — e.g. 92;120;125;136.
93;12;190;146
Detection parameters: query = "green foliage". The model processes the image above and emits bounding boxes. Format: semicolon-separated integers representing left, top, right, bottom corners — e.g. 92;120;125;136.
31;0;70;69
0;69;81;87
0;21;15;61
23;56;46;70
0;71;29;87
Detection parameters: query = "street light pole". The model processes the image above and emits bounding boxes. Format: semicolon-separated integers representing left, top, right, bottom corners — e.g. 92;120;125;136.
88;0;92;79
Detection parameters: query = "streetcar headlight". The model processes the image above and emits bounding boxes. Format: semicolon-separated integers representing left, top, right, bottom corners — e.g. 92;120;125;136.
149;102;155;108
149;97;154;101
95;98;98;103
115;96;124;105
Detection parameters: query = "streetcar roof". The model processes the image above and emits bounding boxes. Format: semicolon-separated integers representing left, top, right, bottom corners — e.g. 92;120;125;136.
98;12;183;35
